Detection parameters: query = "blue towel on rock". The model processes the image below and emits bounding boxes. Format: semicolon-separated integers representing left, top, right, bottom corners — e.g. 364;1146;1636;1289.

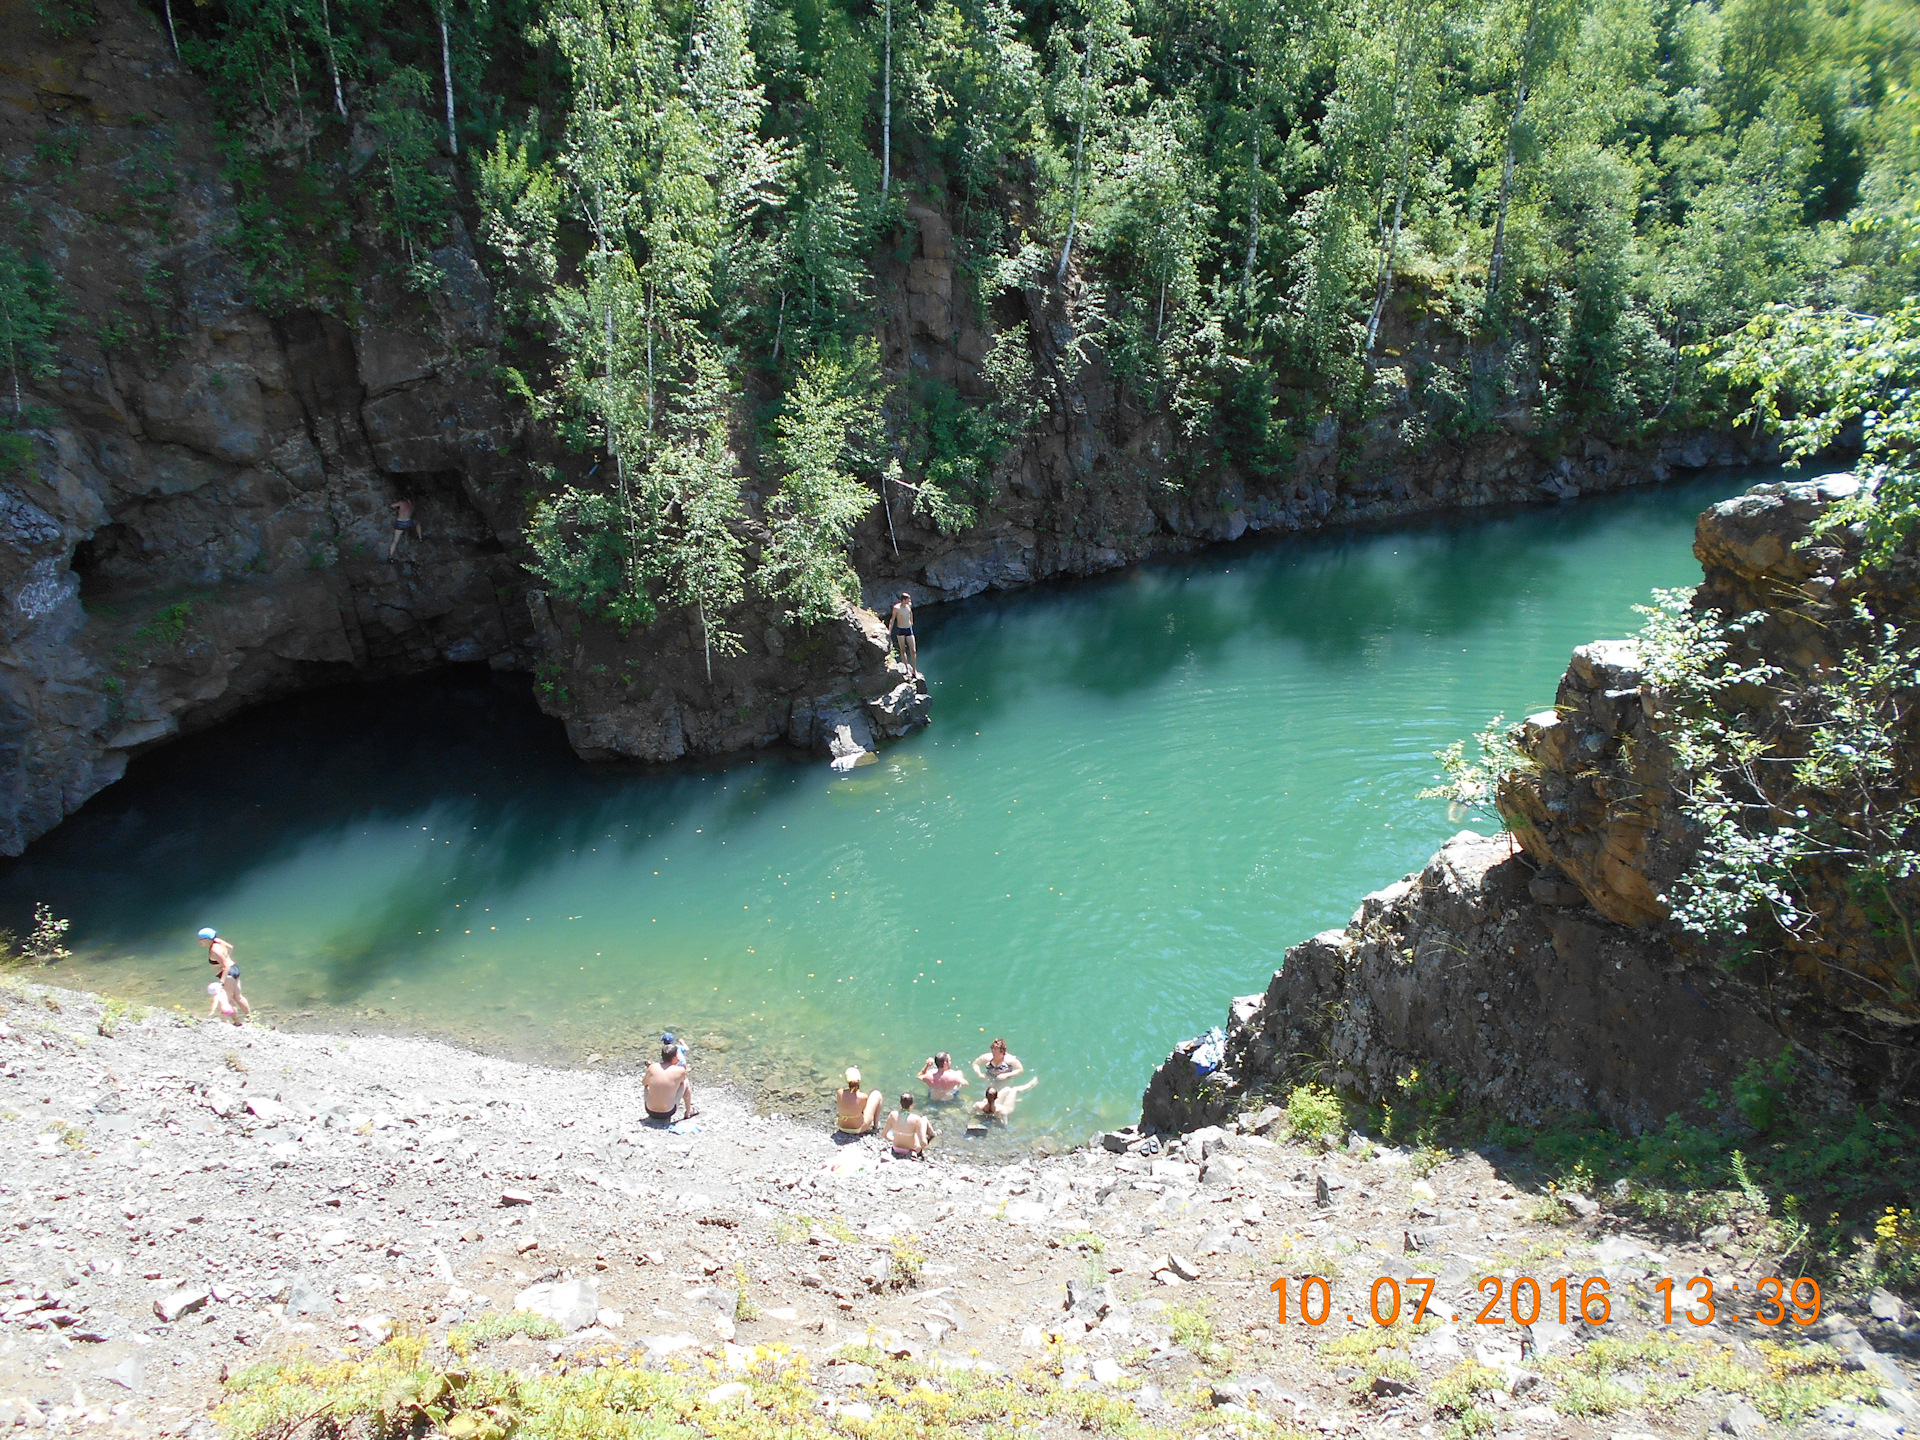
1190;1026;1226;1076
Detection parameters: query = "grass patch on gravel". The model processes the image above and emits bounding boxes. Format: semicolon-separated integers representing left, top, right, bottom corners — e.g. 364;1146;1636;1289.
446;1310;564;1353
218;1334;1196;1439
1542;1336;1879;1422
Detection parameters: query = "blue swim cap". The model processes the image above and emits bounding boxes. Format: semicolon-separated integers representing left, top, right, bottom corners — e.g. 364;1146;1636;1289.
661;1032;678;1045
197;927;218;940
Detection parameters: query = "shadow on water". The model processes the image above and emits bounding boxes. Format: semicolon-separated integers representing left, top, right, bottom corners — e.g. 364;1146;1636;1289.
918;475;1735;728
0;666;804;996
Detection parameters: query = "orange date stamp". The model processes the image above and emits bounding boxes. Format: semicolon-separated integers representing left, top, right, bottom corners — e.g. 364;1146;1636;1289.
1268;1274;1824;1327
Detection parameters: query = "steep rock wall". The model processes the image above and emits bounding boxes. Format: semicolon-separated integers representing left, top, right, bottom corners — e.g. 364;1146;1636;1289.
0;0;919;855
856;200;1773;608
1139;832;1791;1137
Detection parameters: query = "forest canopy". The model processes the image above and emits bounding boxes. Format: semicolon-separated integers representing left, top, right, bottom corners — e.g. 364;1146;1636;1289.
137;0;1920;635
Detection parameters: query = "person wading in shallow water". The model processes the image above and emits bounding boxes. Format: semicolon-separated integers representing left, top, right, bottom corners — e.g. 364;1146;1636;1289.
387;498;418;561
974;1076;1039;1123
973;1037;1023;1081
197;927;250;1025
887;591;918;679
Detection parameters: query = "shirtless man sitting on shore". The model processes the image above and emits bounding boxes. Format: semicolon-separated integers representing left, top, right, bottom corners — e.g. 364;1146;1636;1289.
884;1094;932;1158
643;1044;696;1123
836;1068;884;1134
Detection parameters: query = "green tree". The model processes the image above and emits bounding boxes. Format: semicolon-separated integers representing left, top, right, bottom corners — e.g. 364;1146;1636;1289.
760;344;882;624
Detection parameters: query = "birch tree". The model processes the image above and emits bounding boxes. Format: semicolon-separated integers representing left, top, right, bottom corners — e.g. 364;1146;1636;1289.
1482;0;1574;308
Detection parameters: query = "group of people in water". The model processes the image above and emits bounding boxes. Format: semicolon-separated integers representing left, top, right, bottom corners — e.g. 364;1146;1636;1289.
636;1031;1038;1157
193;928;1035;1156
836;1037;1039;1158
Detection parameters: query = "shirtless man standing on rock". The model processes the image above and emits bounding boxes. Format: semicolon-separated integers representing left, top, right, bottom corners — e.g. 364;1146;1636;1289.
887;592;918;680
643;1043;696;1123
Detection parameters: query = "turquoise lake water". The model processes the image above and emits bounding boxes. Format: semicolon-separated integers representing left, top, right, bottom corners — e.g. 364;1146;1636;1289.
1;471;1760;1145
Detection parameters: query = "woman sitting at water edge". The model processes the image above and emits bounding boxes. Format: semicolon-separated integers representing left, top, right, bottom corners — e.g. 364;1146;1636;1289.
885;1094;933;1158
837;1068;883;1134
919;1052;966;1102
974;1037;1022;1081
975;1076;1039;1123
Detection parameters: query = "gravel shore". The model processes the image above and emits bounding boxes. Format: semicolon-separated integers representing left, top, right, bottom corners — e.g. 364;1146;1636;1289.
1;979;1913;1439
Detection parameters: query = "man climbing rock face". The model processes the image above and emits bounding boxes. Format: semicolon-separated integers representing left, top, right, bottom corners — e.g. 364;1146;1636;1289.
388;498;417;561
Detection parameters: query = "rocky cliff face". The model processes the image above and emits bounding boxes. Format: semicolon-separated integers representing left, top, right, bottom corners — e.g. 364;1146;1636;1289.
1504;474;1920;1074
1140;831;1792;1137
1141;476;1905;1137
856;198;1772;607
0;0;921;855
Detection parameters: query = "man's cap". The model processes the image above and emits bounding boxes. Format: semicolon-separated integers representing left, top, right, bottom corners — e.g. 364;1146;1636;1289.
845;1067;861;1085
899;591;911;598
197;927;218;940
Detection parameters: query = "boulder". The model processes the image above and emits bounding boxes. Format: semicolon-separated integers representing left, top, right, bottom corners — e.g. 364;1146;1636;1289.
153;1287;210;1323
513;1278;600;1333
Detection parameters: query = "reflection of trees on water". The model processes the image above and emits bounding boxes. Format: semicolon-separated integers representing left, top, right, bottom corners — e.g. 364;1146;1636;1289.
922;474;1741;730
0;668;814;996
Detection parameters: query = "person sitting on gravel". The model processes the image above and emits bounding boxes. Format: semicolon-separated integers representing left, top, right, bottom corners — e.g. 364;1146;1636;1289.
836;1068;884;1135
918;1052;967;1103
660;1031;694;1112
198;927;250;1024
885;1094;933;1158
643;1043;695;1123
973;1037;1022;1081
974;1076;1039;1123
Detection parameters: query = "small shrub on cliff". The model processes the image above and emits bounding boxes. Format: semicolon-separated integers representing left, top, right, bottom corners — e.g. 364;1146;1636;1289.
1285;1083;1346;1145
1421;718;1535;833
1;905;72;968
1638;589;1920;1012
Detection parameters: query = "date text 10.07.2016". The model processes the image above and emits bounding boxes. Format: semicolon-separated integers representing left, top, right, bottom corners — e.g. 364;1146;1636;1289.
1269;1275;1824;1327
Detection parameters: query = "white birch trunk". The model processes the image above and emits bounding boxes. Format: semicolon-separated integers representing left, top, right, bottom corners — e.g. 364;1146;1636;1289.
881;0;892;199
438;0;458;155
1055;40;1094;284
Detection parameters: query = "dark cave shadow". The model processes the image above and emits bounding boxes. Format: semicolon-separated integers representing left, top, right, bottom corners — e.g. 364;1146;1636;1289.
0;666;814;999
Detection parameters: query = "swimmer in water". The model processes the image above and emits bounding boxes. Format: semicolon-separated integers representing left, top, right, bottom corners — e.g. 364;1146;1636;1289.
973;1037;1023;1081
918;1052;967;1103
974;1076;1039;1123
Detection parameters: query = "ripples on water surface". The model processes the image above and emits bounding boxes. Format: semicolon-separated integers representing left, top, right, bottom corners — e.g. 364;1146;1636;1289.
6;472;1760;1142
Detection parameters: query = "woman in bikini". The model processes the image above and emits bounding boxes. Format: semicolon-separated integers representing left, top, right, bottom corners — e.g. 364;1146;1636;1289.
836;1068;884;1135
974;1076;1039;1123
973;1037;1023;1081
885;1094;932;1158
198;927;250;1024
